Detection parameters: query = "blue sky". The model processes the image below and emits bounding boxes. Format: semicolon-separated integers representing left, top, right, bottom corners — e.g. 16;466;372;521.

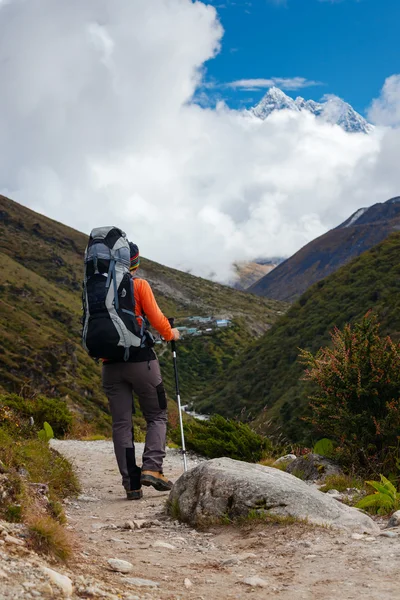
204;0;400;115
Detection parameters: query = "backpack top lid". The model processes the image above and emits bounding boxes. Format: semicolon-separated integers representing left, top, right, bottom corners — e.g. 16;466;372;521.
88;226;127;250
85;227;130;274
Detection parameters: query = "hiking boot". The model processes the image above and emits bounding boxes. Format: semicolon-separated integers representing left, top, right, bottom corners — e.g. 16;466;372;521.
140;471;173;492
126;489;143;500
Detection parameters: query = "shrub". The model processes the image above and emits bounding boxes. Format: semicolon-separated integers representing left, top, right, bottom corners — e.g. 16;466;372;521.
313;438;334;457
0;393;72;437
171;414;271;462
38;422;54;443
356;475;400;516
300;313;400;476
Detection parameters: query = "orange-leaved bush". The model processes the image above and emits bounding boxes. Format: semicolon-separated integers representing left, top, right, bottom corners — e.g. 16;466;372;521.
299;312;400;476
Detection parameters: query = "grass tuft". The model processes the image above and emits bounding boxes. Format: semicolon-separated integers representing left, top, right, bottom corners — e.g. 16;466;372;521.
319;474;364;493
28;516;72;561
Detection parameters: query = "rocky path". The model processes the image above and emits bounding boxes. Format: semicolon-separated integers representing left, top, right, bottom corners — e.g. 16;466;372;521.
1;440;400;599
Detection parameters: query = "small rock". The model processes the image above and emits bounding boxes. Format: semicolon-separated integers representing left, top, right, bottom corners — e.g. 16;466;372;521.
123;521;135;530
124;577;159;587
152;540;176;550
243;576;268;588
4;534;25;546
184;578;193;589
78;495;98;502
387;510;400;529
237;552;257;560
107;558;133;573
0;568;8;578
326;489;341;496
273;454;297;466
351;533;364;540
42;567;73;598
221;557;241;566
41;583;53;595
132;519;150;529
380;531;398;538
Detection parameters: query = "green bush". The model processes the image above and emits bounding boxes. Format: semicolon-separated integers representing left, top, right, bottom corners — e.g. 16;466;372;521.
356;475;400;516
300;313;400;476
0;393;72;437
171;414;271;462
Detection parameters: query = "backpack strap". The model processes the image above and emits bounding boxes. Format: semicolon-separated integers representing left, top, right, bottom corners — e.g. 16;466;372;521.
112;259;119;310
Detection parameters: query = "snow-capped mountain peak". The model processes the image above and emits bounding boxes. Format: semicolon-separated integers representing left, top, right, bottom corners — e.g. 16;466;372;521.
251;87;298;119
249;88;373;134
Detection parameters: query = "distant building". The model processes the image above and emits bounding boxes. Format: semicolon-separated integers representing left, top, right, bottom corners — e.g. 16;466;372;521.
187;316;213;324
216;319;231;328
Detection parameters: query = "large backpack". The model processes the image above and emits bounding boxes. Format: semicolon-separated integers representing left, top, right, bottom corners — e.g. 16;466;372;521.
82;227;144;361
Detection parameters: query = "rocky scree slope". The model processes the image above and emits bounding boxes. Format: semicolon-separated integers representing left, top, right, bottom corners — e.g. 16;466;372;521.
250;196;400;302
0;195;285;433
194;231;400;442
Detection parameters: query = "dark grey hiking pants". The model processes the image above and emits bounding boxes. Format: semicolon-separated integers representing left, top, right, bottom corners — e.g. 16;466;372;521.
102;360;167;491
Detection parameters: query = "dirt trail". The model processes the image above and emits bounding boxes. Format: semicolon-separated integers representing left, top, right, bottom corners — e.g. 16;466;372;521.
41;440;399;600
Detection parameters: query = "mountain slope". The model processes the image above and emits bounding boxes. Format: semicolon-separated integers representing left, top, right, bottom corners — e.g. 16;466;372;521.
193;232;400;442
250;197;400;302
0;195;285;432
249;87;372;134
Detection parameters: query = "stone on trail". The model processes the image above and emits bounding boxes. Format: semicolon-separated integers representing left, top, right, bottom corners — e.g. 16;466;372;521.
286;453;342;481
169;457;379;534
387;510;400;529
184;578;193;589
152;540;176;550
124;577;160;587
243;576;269;588
107;558;133;573
42;567;73;598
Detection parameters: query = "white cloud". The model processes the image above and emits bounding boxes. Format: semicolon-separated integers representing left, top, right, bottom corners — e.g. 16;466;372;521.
225;77;322;91
0;0;399;283
368;75;400;127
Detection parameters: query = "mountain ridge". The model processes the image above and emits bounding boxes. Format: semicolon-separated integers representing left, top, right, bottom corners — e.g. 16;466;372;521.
194;231;400;442
0;195;286;433
248;86;372;134
250;196;400;302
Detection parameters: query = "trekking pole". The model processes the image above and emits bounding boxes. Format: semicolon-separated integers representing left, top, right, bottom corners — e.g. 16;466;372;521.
168;318;188;472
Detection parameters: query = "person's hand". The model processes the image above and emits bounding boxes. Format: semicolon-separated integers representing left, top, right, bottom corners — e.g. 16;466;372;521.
171;328;180;341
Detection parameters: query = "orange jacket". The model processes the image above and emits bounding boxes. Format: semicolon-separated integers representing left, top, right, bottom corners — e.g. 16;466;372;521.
133;278;174;341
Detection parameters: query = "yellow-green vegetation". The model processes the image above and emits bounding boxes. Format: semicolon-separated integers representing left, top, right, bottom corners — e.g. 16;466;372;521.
195;232;400;446
0;194;285;435
356;475;400;516
0;396;80;560
319;474;364;493
170;414;272;463
301;313;400;477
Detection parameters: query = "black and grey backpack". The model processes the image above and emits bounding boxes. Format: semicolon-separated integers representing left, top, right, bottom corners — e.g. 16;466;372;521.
82;227;144;361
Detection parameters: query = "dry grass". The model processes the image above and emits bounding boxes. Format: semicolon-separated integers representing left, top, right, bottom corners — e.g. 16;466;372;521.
319;474;364;493
28;515;73;561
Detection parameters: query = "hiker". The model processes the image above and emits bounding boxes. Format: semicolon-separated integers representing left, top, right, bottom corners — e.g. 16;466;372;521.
82;228;179;500
102;242;180;500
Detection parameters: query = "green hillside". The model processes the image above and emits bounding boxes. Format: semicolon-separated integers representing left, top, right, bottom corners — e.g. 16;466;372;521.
0;195;285;434
194;232;400;442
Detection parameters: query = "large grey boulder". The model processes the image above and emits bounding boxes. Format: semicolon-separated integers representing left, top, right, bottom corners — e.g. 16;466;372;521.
286;453;342;481
169;457;379;534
